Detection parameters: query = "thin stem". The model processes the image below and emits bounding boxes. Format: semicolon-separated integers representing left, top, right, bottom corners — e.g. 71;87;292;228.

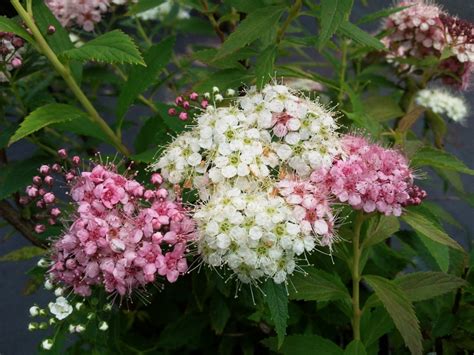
277;0;302;43
200;0;225;43
338;39;348;102
351;210;364;341
11;0;130;157
135;18;153;47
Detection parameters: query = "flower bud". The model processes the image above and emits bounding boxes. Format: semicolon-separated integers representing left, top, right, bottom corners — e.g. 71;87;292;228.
72;156;80;165
54;287;64;296
69;324;76;333
168;108;177;116
75;324;86;333
212;86;219;93
189;92;199;100
28;322;37;331
19;196;29;205
175;96;184;105
52;163;61;172
43;192;55;204
151;173;163;185
33;176;42;185
41;339;53;350
226;88;235;96
35;224;46;234
37;258;51;268
38;322;48;330
183;101;190;109
44;279;53;290
57;149;67;159
201;100;209;109
29;306;40;317
75;302;83;311
215;94;223;102
50;208;61;217
99;321;109;331
39;165;50;175
11;57;22;68
178;112;188;121
47;25;56;34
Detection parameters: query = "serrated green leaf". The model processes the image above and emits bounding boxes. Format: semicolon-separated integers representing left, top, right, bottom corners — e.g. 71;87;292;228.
394;272;466;302
61;30;145;66
0;16;33;43
338;21;385;50
255;45;277;89
215;6;285;60
418;234;450;272
318;0;353;50
402;208;464;252
9;103;88;145
364;275;422;355
53;116;113;145
362;215;399;248
117;37;174;119
289;267;350;302
423;201;462;229
411;146;474;175
361;308;393;347
363;95;404;122
264;281;288;348
210;295;230;335
262;335;343;355
224;0;265;13
344;340;367;355
0;246;45;262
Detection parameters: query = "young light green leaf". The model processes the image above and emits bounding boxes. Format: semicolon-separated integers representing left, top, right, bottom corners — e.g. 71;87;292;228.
9;103;89;145
418;234;450;272
411;146;474;175
364;275;422;355
289;267;350;302
394;272;466;302
362;215;399;248
262;335;343;355
0;16;33;43
0;246;45;262
117;37;175;119
61;30;145;66
318;0;353;50
338;21;385;50
344;340;367;355
255;45;277;89
214;6;285;60
263;281;288;348
402;208;464;252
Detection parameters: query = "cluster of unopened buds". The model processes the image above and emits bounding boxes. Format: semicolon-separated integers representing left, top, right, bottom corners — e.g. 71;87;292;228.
0;32;25;82
168;86;236;121
23;149;195;298
382;0;474;89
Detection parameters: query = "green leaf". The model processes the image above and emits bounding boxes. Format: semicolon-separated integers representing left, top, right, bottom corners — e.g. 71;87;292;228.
255;45;277;90
364;275;422;355
9;103;89;145
0;156;47;199
0;16;33;43
194;68;251;93
338;21;385;50
134;116;170;154
264;281;288;348
61;30;145;66
425;111;447;148
418;234;450;272
0;246;45;262
131;148;161;163
318;0;353;50
262;335;343;355
361;308;393;347
411;146;474;175
362;215;399;248
423;201;462;229
289;267;350;302
344;340;367;355
363;96;404;122
117;37;175;119
215;6;285;60
126;0;165;15
394;272;466;302
53;117;113;145
356;6;411;25
209;295;230;335
224;0;265;13
402;208;464;252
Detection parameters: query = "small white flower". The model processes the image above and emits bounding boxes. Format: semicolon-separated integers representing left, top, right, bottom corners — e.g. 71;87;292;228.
226;88;236;96
75;324;86;333
44;279;53;290
54;287;64;297
212;86;220;93
99;321;109;331
215;94;224;102
48;297;73;320
29;306;40;317
41;339;54;350
69;324;76;333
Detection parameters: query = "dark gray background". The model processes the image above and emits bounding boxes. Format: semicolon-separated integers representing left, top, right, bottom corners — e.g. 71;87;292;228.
1;1;473;353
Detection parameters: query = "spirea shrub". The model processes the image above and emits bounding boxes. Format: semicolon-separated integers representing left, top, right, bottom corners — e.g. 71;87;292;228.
1;0;473;354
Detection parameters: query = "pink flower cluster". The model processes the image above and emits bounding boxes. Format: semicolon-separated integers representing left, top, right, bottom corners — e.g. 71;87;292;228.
313;135;426;216
382;0;474;89
0;32;25;82
278;178;336;247
45;0;110;32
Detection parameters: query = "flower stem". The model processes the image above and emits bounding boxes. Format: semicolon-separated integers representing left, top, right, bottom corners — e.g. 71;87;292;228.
11;0;130;157
351;210;364;341
277;0;302;43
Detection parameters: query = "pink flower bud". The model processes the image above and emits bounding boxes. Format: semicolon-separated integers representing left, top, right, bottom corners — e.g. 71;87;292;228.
143;190;154;200
34;224;46;234
43;192;55;204
39;165;50;175
189;92;199;100
38;188;46;196
19;196;29;205
12;37;23;48
44;176;54;185
183;101;190;110
156;188;168;199
72;156;80;165
52;164;61;172
26;186;38;197
36;200;45;209
168;108;177;116
48;218;56;225
47;25;56;34
57;149;67;159
175;96;184;105
151;173;163;185
11;57;22;68
50;208;61;217
178;112;188;121
201;100;208;109
66;172;75;181
33;176;42;185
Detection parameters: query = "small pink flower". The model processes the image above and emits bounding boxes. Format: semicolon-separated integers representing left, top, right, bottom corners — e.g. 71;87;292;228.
43;192;56;204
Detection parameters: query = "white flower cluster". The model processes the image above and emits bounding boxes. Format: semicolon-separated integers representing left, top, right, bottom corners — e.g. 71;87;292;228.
135;0;191;21
152;83;340;284
415;88;468;124
194;187;318;284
